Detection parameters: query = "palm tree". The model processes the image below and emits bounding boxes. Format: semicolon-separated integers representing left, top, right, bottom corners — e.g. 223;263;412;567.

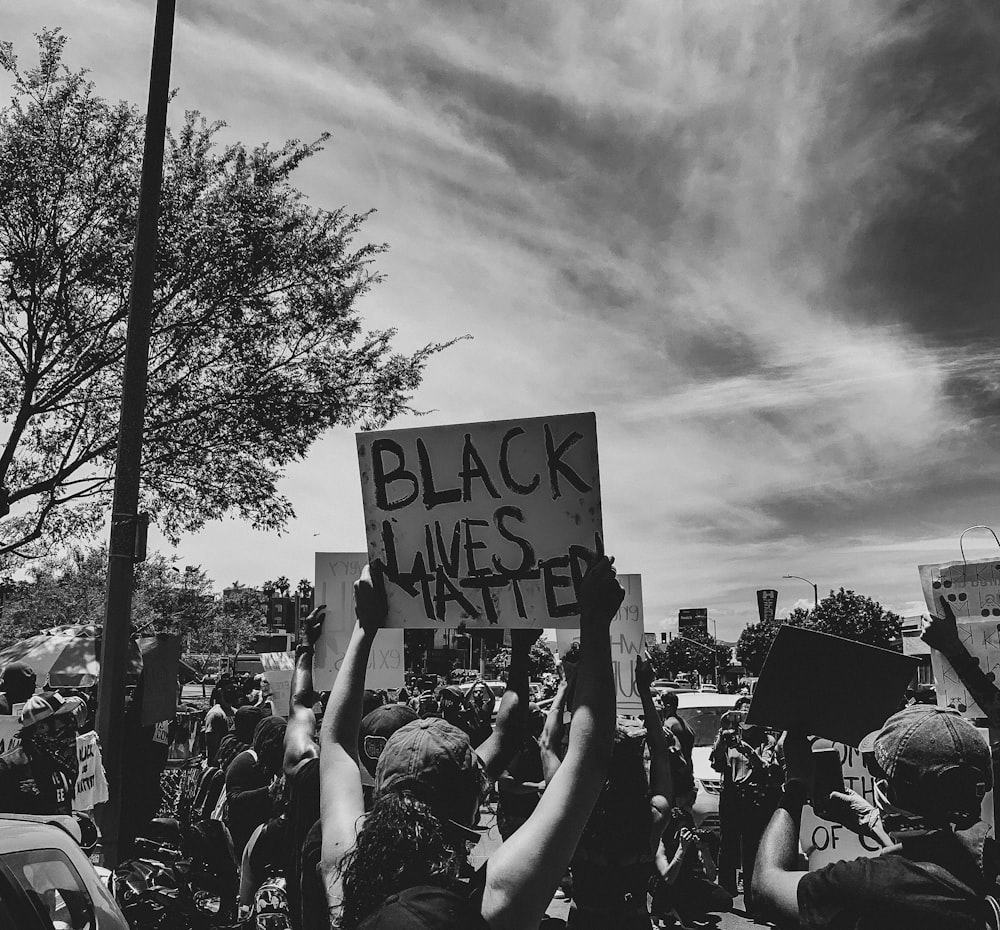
276;576;290;596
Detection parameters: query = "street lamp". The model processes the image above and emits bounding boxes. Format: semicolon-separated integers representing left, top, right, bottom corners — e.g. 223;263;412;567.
782;575;818;610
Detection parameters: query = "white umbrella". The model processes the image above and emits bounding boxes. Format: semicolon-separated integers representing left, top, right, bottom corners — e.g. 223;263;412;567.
0;624;143;688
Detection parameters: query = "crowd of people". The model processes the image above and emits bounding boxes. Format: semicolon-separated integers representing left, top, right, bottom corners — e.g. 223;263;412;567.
0;558;997;929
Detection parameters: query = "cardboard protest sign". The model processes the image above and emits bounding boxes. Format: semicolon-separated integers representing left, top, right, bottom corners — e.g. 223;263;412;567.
746;626;918;747
356;413;602;629
260;652;295;718
801;732;995;869
314;553;406;692
0;716;19;755
138;633;181;725
554;575;644;714
74;730;109;811
799;739;885;869
919;558;1000;718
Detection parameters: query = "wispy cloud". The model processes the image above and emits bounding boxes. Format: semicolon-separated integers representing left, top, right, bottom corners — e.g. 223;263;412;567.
7;0;1000;637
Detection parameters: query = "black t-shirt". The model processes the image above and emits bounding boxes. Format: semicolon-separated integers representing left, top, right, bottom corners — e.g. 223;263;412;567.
224;749;272;857
797;827;992;929
287;757;320;930
300;818;327;930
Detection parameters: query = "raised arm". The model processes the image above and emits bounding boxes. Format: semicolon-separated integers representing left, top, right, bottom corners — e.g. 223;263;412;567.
538;675;570;785
636;653;673;820
319;565;386;916
923;594;1000;726
753;732;811;925
481;539;621;930
477;628;540;781
283;605;325;777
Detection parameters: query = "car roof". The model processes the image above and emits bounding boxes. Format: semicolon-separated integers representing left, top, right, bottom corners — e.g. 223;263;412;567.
676;692;740;708
0;816;82;854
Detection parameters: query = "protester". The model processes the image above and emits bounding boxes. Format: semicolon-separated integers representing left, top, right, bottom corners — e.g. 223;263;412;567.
755;707;997;928
659;688;697;812
204;681;237;765
280;604;347;930
711;710;782;913
539;652;673;929
217;705;266;772
0;662;36;715
922;594;1000;726
651;813;732;927
496;704;546;841
465;681;496;748
224;715;287;857
0;691;77;815
320;546;622;929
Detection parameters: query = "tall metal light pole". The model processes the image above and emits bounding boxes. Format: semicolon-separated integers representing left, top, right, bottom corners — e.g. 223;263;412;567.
782;574;818;610
96;0;176;867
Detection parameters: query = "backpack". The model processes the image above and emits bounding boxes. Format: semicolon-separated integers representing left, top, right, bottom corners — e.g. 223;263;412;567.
211;749;257;822
191;766;225;823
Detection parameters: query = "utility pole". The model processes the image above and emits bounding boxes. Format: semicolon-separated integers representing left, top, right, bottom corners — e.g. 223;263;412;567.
96;0;176;867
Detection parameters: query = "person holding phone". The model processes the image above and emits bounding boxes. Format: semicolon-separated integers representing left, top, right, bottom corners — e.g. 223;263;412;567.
711;711;782;914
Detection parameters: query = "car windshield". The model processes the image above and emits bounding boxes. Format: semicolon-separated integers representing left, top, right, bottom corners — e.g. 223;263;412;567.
681;706;733;747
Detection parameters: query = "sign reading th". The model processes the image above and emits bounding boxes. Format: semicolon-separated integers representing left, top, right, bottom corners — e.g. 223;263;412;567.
357;413;602;628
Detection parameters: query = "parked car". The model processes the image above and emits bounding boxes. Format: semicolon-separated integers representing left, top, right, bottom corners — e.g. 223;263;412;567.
0;814;128;930
676;692;740;832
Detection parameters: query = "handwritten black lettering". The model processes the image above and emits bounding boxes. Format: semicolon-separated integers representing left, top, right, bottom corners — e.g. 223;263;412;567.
463;519;491;577
372;439;419;511
492;506;535;576
544;425;592;499
499;427;540;494
460;433;501;501
417;438;461;509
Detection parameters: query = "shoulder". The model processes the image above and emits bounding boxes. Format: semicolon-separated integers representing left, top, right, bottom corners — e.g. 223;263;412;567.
289;756;320;791
798;852;928;921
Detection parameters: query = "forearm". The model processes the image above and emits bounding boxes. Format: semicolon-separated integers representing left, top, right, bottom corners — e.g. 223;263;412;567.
320;624;376;762
640;686;673;802
755;786;805;883
565;612;614;768
487;639;533;776
660;845;689;884
698;842;718;881
292;644;317;712
941;646;1000;725
539;683;568;784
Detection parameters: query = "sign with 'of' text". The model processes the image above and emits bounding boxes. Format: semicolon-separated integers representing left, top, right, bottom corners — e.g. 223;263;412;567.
357;413;602;629
555;574;644;714
260;652;295;718
314;553;405;692
920;558;1000;718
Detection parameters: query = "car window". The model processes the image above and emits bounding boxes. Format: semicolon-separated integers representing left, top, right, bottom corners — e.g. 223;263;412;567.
2;848;95;930
489;684;505;698
681;706;732;747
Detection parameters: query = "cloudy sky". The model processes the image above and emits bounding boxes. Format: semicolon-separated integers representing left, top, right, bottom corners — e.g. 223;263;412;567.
8;1;1000;639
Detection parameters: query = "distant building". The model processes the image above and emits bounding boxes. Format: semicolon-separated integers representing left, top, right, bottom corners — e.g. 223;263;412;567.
900;615;932;686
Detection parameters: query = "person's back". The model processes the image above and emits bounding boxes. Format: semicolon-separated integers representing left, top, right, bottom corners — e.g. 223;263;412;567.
798;823;992;930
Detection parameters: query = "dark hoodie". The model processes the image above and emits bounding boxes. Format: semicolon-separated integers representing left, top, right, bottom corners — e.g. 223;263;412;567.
215;705;265;771
224;716;286;856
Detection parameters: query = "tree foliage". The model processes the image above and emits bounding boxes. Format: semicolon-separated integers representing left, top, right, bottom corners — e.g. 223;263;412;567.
0;544;217;646
736;587;903;674
489;639;557;680
659;629;732;678
0;31;453;562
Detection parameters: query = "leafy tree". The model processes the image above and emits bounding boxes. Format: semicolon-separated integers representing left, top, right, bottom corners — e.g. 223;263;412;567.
663;630;731;679
187;586;259;659
0;31;452;562
489;639;556;680
735;619;781;675
0;544;218;645
735;587;902;675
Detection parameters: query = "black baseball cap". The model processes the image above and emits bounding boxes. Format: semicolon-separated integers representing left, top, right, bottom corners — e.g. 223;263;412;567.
359;704;419;778
357;885;485;929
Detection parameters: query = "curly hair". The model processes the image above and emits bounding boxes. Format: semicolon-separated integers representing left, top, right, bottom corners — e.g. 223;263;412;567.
336;790;466;929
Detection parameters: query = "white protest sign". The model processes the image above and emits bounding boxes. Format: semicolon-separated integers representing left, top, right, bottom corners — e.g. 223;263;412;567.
800;732;994;869
314;553;405;692
356;413;602;629
554;575;644;714
73;730;108;811
919;559;1000;717
800;740;884;869
260;652;295;718
0;716;19;755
